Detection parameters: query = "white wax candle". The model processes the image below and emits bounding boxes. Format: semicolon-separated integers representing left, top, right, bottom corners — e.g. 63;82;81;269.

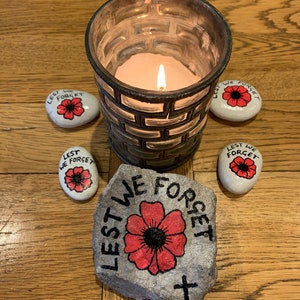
115;53;200;91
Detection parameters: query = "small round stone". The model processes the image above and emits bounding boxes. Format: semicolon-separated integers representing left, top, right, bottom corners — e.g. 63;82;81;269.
46;89;100;128
218;142;263;194
210;80;262;122
58;146;99;201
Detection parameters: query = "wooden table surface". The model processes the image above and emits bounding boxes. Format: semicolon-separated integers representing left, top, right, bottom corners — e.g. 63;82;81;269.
1;0;299;299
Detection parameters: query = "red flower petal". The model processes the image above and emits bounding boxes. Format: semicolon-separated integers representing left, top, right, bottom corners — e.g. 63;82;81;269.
65;176;74;184
74;184;84;193
126;215;147;235
66;182;76;191
237;169;248;178
237;86;248;94
72;106;84;117
140;202;165;227
128;245;154;270
60;99;71;107
224;86;235;93
233;156;245;165
230;156;245;175
81;178;92;189
247;166;256;178
227;98;238;107
71;97;82;105
80;169;91;179
63;110;75;120
148;252;159;275
222;91;232;100
73;167;84;174
159;210;185;235
241;92;251;101
248;164;257;172
57;105;67;115
230;163;240;174
164;234;187;256
237;98;248;107
157;248;176;273
244;158;255;166
231;85;240;91
124;233;144;253
65;168;75;177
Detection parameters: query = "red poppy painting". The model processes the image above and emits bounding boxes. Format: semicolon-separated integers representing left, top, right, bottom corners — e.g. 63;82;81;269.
57;97;85;120
64;166;92;192
222;85;252;107
229;156;256;179
124;201;187;275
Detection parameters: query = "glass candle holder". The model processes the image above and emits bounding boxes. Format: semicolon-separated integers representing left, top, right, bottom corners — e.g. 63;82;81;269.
85;0;232;171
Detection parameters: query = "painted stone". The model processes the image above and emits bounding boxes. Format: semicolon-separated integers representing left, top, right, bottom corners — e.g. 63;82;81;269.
210;80;262;122
46;89;100;128
93;164;217;300
58;146;99;201
218;142;263;194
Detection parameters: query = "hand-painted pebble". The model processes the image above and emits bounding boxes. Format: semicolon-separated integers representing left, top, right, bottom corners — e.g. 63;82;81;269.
210;80;262;122
218;142;263;194
59;146;99;201
93;164;217;300
46;89;100;128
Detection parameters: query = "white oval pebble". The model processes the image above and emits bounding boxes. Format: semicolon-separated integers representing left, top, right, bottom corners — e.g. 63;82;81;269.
46;89;100;128
210;80;262;122
59;146;99;201
218;142;263;194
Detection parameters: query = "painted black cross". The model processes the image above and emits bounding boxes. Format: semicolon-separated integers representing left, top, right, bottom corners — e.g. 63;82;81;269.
174;275;198;300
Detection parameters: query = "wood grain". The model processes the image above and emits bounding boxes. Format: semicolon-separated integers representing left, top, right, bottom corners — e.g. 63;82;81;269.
0;0;299;299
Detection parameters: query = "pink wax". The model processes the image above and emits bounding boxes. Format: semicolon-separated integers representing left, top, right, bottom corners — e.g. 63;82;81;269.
115;53;200;91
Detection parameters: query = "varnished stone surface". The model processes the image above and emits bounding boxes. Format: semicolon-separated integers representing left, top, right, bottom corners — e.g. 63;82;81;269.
93;164;217;300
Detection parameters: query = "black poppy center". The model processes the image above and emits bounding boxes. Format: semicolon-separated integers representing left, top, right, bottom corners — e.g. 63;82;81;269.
144;227;166;249
66;104;75;112
72;174;83;184
231;91;241;99
239;163;249;172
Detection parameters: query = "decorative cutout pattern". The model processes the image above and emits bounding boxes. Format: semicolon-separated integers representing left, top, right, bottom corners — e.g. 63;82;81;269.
96;82;214;170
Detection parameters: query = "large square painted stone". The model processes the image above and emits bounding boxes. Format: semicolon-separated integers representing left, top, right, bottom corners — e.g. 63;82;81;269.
93;164;217;300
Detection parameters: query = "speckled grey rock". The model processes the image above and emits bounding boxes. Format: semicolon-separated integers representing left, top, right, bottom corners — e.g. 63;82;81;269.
93;164;217;300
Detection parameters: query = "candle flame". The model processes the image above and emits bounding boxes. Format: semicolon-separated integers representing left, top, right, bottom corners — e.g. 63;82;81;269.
157;64;166;91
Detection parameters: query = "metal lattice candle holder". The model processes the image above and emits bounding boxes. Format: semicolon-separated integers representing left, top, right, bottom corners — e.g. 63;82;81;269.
85;0;231;171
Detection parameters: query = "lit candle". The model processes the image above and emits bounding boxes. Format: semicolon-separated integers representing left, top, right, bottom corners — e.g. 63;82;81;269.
115;53;200;91
157;64;166;91
86;0;232;171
